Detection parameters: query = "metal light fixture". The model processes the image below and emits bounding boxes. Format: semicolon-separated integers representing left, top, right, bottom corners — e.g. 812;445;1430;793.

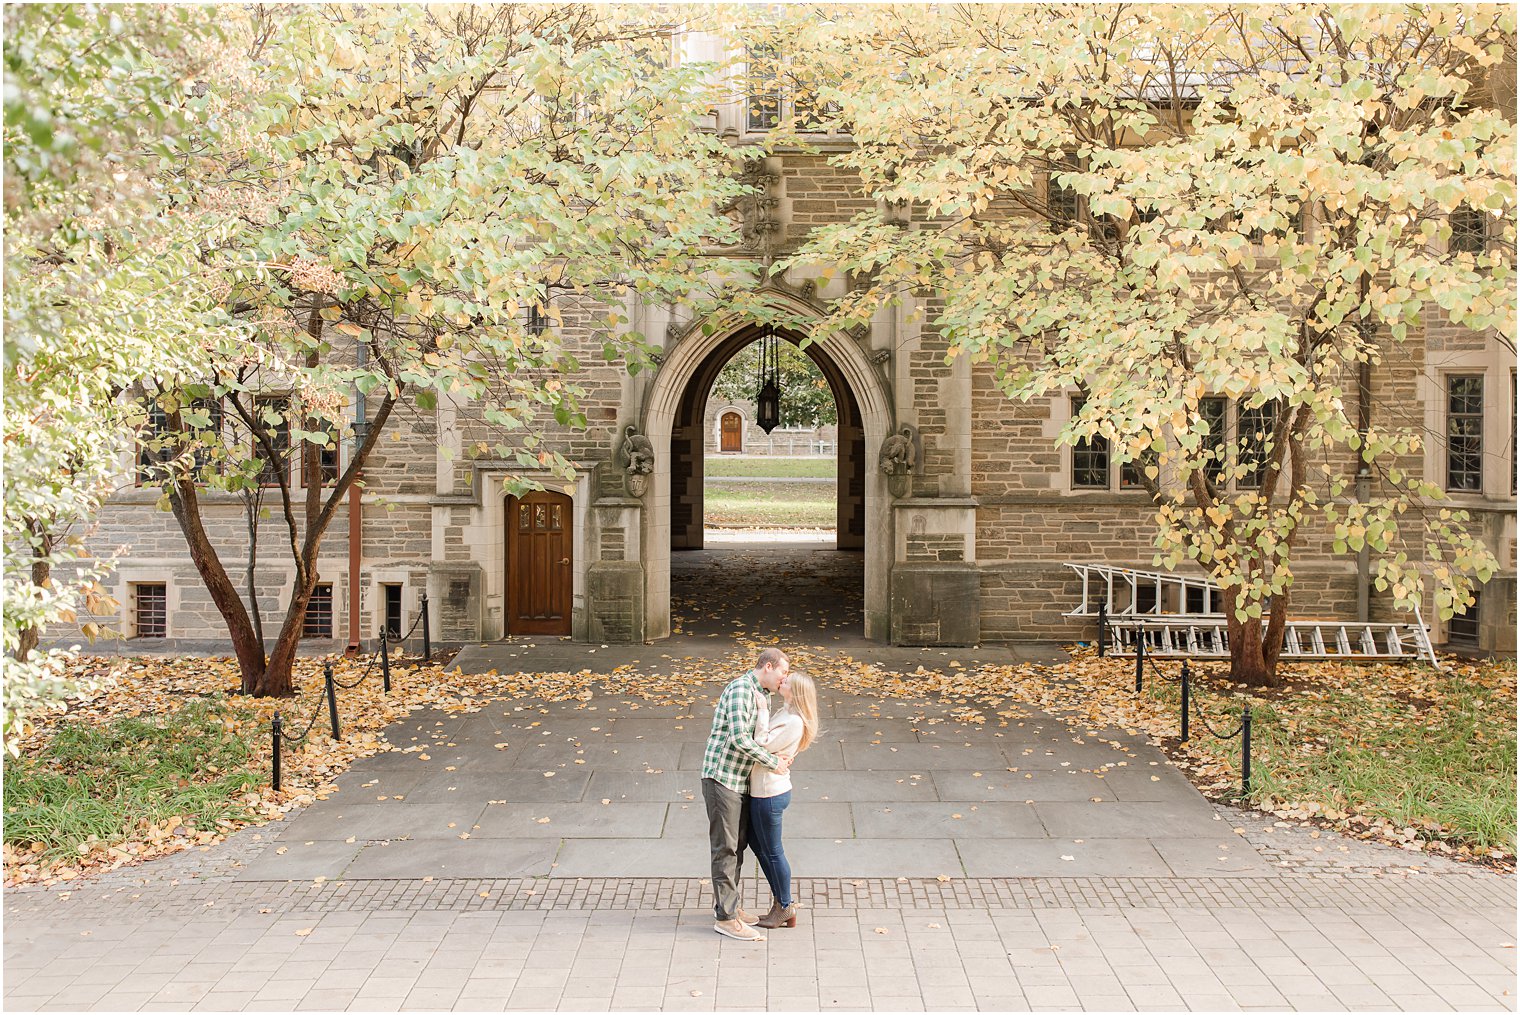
755;326;781;434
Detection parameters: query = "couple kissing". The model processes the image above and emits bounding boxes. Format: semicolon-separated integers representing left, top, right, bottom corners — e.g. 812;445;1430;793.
700;647;820;942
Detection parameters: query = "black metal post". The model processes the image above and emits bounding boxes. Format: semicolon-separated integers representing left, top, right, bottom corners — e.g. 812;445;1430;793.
1096;601;1108;658
1180;661;1190;742
421;592;431;663
271;712;282;791
324;661;341;741
1134;621;1145;694
1241;705;1253;799
380;631;391;693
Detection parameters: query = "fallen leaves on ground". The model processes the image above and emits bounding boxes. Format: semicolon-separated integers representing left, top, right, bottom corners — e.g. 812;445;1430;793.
4;640;1513;885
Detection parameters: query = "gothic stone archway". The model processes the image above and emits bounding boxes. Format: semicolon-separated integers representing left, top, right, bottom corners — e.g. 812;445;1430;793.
642;295;892;641
668;326;864;552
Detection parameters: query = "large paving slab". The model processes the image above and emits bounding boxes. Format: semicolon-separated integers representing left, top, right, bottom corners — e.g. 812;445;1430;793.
239;672;1263;882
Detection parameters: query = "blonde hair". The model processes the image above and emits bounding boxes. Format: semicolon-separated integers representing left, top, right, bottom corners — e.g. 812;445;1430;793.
786;671;820;753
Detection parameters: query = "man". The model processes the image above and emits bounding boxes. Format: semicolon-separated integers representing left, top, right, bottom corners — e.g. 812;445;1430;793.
702;646;791;941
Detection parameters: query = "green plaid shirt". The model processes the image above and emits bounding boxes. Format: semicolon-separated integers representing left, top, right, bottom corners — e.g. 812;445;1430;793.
701;671;780;793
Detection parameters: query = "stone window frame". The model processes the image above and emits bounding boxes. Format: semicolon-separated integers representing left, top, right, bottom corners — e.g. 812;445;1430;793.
742;41;837;135
1235;398;1279;491
131;581;168;639
1419;344;1512;507
135;401;174;487
1443;372;1486;493
1064;393;1157;494
299;424;340;489
372;572;418;644
253;394;292;488
134;394;226;488
1067;395;1111;490
117;569;177;640
1062;391;1289;495
254;393;341;491
302;582;335;639
1448;204;1490;256
1446;587;1482;647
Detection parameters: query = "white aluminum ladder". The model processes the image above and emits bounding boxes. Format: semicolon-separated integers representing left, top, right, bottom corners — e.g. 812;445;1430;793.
1063;562;1221;618
1067;562;1438;666
1106;616;1438;666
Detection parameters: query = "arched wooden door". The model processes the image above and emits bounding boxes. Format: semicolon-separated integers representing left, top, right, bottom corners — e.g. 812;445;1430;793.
720;411;743;453
506;491;572;635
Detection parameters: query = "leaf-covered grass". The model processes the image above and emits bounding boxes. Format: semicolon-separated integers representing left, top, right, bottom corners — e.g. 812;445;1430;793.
705;480;836;527
3;698;264;867
1135;657;1516;854
1243;662;1516;852
705;455;835;478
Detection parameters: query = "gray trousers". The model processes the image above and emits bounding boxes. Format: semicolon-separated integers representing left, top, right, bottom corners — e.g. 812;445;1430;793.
701;778;749;921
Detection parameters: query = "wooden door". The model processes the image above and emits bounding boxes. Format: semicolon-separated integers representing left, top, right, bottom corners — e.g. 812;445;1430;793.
506;491;572;635
720;411;743;453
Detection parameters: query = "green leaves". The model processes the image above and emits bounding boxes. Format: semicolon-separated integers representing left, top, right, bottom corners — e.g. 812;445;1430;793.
776;4;1510;668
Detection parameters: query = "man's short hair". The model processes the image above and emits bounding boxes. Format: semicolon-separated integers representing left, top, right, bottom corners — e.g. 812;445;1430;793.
756;647;788;671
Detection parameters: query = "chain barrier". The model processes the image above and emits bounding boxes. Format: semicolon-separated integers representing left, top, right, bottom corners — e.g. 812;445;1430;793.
1123;619;1254;799
333;603;426;690
270;593;432;790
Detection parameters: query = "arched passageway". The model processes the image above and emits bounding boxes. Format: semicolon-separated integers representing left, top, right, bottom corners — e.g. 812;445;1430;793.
667;325;865;639
641;295;893;642
667;324;865;552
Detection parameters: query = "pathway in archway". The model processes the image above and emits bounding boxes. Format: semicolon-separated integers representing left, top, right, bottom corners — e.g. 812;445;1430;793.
671;532;864;644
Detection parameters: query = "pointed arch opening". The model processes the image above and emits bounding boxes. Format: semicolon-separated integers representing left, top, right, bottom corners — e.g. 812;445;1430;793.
641;294;893;642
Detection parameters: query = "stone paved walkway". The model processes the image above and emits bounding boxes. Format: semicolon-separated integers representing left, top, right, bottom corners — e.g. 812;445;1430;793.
6;674;1514;1012
226;684;1254;883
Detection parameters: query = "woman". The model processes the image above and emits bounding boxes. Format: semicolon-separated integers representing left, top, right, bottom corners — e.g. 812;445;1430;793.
748;670;819;930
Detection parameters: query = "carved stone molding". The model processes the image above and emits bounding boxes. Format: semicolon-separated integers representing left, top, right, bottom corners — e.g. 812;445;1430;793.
717;158;784;258
879;423;919;498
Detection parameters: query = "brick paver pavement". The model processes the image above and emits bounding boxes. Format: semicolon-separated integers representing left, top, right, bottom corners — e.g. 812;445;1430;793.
5;871;1516;1011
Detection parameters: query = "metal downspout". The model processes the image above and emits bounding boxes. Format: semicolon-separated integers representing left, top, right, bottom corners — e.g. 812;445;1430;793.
346;346;368;654
1355;359;1372;623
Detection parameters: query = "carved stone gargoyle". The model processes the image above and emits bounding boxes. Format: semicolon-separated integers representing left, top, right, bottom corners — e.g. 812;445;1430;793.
878;424;918;497
618;424;655;498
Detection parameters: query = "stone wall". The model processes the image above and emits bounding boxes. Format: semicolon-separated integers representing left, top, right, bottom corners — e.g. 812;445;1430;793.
702;397;838;456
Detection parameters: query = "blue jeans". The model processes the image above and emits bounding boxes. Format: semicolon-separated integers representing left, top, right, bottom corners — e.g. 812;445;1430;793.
747;790;792;907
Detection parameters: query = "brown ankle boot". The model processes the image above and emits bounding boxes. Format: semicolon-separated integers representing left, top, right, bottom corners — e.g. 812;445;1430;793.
756;901;797;929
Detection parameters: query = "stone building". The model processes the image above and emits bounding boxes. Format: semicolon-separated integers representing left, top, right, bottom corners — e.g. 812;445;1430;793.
703;396;838;457
82;35;1516;658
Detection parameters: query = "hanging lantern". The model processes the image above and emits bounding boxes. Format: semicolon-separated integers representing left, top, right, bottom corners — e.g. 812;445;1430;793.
756;326;781;434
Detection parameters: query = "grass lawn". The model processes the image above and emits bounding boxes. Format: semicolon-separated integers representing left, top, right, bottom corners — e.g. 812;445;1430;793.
1239;659;1515;852
1113;654;1516;856
705;479;836;527
705;455;835;478
3;699;265;870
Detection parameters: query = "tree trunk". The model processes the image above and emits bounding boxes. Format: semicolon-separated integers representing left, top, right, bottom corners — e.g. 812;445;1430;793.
263;568;319;696
243;491;264;648
1224;589;1283;688
168;481;273;695
16;536;51;661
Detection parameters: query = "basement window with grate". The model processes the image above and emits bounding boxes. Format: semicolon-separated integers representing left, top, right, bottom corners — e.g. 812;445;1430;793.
303;583;334;639
133;583;167;638
1447;592;1481;648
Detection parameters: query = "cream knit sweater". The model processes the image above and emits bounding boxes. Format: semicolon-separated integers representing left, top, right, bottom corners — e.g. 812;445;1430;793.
748;706;804;798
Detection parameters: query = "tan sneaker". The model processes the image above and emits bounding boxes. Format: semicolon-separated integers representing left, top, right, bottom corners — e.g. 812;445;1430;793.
714;919;766;941
736;908;762;926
